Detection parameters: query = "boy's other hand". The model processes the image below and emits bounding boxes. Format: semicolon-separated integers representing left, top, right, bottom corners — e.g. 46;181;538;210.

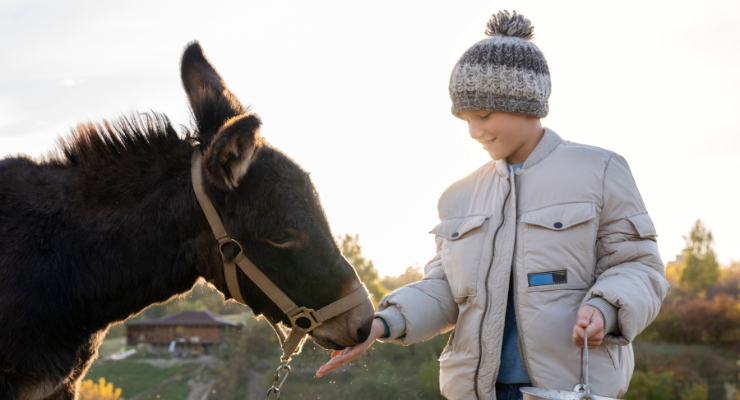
572;305;604;349
316;318;385;377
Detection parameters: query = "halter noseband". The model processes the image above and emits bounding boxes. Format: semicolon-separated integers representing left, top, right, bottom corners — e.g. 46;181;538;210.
191;150;369;362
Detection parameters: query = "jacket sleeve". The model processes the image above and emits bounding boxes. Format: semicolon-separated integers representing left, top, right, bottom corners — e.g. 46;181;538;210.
375;235;459;345
582;154;670;345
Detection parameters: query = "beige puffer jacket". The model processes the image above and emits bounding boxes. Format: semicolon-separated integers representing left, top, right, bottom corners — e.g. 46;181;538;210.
376;128;669;400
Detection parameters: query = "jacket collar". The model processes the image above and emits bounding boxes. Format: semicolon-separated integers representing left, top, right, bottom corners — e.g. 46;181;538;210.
495;127;563;177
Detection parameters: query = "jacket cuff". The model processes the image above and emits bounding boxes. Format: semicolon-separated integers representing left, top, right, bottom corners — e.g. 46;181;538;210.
374;306;406;340
584;297;619;335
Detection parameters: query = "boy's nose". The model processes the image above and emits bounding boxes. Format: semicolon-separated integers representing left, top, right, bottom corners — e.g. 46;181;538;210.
468;123;485;140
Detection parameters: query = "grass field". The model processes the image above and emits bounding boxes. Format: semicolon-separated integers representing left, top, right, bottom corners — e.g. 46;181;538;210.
97;336;128;359
86;323;740;400
85;359;199;398
136;378;193;400
248;333;450;400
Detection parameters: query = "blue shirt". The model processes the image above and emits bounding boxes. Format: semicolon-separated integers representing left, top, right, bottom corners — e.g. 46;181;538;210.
497;163;530;384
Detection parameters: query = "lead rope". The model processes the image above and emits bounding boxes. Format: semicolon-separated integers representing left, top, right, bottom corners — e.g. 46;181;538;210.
265;322;306;399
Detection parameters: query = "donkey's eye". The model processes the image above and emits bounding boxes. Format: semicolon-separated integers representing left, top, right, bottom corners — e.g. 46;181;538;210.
269;231;293;244
262;229;305;249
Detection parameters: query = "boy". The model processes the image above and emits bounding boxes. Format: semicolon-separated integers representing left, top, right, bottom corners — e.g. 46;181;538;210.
317;10;668;400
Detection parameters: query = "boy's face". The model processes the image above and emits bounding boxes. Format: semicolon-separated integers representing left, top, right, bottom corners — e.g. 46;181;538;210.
459;109;538;162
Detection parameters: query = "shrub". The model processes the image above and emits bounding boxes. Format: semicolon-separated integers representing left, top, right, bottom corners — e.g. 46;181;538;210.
679;382;708;400
79;377;124;400
623;370;676;400
641;306;684;343
678;294;740;343
632;341;738;400
623;370;710;400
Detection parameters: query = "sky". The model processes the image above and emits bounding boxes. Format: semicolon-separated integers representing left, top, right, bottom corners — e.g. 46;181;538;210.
1;0;738;277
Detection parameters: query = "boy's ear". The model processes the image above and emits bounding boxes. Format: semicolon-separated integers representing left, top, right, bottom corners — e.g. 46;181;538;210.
203;114;263;191
181;41;246;140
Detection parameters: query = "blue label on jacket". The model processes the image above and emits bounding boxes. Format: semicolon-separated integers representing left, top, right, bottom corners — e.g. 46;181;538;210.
528;270;567;286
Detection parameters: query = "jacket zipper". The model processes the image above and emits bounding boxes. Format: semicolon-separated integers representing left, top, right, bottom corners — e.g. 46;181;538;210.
512;172;536;387
473;175;512;400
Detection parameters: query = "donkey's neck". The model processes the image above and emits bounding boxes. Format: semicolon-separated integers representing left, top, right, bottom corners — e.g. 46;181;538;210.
53;140;227;332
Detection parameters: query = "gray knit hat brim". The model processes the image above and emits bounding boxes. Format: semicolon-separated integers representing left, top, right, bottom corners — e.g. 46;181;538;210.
452;97;549;119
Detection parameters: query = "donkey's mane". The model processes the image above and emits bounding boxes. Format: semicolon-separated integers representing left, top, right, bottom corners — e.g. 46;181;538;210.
47;112;191;170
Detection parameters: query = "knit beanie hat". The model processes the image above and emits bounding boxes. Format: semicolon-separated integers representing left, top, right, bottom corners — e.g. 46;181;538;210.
449;10;551;119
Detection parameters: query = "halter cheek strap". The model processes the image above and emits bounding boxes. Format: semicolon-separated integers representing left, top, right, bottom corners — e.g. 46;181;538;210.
190;150;369;361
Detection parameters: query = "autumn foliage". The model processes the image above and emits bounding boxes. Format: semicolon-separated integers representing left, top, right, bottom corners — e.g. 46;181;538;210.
643;220;740;345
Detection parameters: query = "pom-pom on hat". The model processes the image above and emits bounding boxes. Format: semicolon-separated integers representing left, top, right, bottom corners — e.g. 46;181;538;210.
449;10;551;119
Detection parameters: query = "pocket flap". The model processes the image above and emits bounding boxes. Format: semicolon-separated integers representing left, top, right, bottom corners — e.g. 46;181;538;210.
627;212;657;238
521;203;597;231
430;215;489;240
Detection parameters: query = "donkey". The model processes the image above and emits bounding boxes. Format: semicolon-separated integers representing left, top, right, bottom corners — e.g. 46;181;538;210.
0;42;375;400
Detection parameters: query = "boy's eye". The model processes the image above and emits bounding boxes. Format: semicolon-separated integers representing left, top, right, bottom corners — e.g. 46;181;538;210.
480;113;492;120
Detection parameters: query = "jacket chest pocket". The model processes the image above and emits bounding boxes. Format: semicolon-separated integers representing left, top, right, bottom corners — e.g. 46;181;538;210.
521;203;598;292
431;214;490;301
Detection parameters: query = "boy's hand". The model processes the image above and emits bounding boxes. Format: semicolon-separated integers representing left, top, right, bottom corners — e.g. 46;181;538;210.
316;318;385;377
572;305;604;349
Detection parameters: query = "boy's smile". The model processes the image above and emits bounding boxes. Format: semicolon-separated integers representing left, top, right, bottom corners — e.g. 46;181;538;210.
480;137;496;150
458;109;544;165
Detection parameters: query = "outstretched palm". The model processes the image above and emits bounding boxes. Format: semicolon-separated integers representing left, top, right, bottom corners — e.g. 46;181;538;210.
316;318;386;377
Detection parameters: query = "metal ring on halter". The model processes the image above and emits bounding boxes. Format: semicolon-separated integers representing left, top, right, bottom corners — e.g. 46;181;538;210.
219;238;243;257
288;306;321;332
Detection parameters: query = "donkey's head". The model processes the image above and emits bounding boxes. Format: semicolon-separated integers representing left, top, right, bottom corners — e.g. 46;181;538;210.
181;42;374;350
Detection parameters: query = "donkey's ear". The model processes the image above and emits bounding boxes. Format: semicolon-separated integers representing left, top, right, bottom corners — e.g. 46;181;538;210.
181;41;246;139
203;114;263;190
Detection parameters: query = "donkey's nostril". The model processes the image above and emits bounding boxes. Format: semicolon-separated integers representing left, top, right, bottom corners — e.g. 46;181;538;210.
356;322;372;343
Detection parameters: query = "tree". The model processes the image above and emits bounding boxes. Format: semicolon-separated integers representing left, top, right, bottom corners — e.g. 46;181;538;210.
680;220;719;297
665;256;684;288
216;320;280;400
121;279;245;326
337;234;387;307
381;265;423;292
706;259;740;300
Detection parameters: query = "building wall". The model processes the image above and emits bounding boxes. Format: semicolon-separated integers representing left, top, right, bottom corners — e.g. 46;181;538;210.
126;325;229;346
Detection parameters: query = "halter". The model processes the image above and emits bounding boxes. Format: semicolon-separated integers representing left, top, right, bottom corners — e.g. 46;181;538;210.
191;151;369;398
